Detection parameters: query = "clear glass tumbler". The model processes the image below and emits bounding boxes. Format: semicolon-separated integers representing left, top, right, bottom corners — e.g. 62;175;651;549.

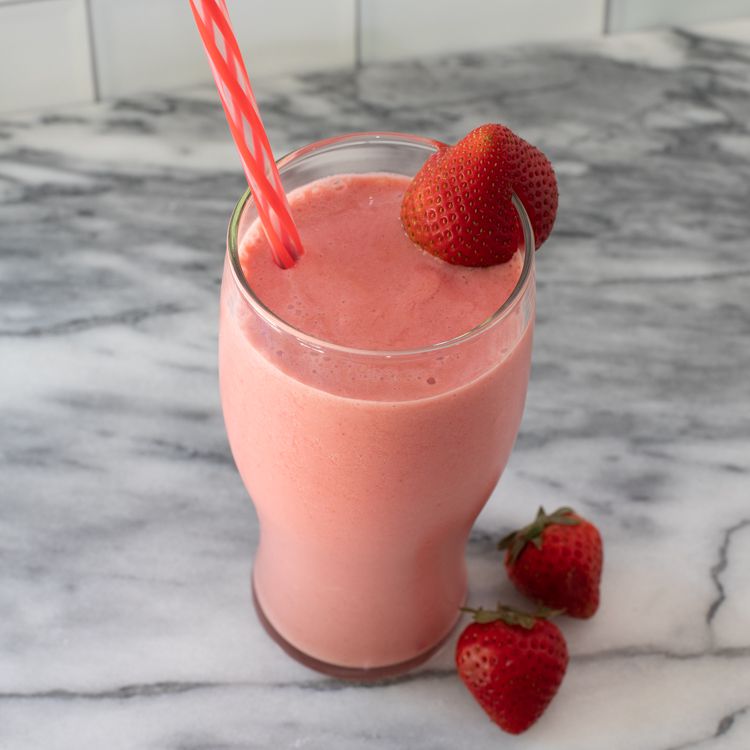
219;132;535;680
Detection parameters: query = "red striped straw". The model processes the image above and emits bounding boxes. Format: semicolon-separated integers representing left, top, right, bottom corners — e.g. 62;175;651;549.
189;0;303;268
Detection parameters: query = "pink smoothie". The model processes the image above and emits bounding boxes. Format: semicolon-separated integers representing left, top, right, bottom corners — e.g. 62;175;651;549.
240;174;523;349
219;173;534;669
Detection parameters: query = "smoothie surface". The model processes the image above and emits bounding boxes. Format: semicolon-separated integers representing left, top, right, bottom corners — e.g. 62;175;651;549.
240;173;523;350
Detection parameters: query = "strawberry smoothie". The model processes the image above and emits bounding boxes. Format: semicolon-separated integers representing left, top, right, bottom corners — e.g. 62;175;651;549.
219;134;535;675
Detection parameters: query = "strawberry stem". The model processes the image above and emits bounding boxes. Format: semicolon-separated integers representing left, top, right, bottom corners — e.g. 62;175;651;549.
498;506;580;563
460;604;562;629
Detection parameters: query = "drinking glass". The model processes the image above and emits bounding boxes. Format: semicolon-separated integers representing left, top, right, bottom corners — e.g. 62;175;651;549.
219;132;535;680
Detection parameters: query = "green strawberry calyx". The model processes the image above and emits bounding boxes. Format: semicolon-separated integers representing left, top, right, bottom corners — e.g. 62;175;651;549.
498;506;580;564
460;604;561;629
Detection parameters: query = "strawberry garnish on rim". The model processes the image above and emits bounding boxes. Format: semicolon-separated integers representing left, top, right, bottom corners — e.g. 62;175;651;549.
401;123;558;266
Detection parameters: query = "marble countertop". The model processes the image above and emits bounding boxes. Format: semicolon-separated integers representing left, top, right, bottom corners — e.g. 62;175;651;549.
2;20;750;750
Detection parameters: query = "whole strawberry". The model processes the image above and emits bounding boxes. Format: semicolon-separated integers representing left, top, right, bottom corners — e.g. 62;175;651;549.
400;123;557;267
455;605;568;734
499;506;603;618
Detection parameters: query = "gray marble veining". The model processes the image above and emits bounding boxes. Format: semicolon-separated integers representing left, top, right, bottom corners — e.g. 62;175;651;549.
1;22;750;750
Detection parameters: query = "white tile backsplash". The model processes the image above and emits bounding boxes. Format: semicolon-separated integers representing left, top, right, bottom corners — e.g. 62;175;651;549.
607;0;750;32
89;0;207;98
227;0;356;78
89;0;355;99
0;0;94;113
2;0;750;114
360;0;606;62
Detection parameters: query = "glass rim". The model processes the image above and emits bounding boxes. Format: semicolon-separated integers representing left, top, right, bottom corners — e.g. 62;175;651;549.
227;131;535;359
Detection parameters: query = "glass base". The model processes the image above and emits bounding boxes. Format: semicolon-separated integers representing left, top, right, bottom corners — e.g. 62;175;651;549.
251;578;457;682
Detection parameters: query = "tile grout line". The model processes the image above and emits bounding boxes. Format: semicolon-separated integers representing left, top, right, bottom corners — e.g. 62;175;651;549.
354;0;362;69
83;0;101;102
603;0;614;35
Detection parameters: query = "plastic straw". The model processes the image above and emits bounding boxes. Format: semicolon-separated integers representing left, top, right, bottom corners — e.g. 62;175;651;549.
189;0;303;268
